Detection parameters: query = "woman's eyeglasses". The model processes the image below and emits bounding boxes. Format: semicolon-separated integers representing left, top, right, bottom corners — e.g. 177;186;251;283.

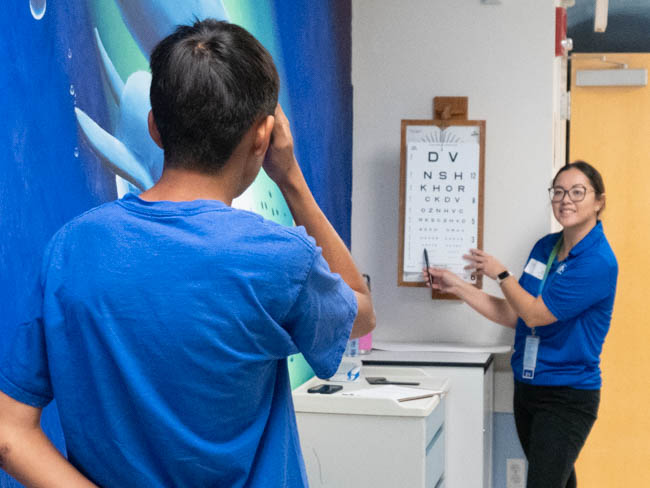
548;185;594;202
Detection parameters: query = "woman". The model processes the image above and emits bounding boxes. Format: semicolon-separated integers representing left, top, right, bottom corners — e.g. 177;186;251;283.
425;161;617;488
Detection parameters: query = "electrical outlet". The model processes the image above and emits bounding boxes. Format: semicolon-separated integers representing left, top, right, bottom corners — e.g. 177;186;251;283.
506;458;526;488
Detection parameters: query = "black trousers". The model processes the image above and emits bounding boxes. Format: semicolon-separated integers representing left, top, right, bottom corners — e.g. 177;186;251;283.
513;381;600;488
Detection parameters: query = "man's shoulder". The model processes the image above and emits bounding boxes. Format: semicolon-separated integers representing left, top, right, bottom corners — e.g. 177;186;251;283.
63;199;124;225
261;221;316;251
48;201;123;245
48;201;319;267
232;209;317;254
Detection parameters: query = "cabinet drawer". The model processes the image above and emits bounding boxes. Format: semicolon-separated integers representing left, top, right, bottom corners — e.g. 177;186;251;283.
426;424;444;487
425;395;445;445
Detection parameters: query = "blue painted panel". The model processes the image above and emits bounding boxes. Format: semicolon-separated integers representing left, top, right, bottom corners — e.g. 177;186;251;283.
493;412;527;488
273;0;353;247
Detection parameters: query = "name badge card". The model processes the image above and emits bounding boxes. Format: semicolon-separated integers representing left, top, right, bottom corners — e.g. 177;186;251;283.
524;258;547;281
522;335;540;379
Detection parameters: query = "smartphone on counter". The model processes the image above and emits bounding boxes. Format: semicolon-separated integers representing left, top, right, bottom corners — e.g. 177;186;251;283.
307;384;343;394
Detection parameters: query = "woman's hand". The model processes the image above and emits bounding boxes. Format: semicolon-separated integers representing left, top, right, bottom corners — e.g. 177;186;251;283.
422;267;466;295
463;249;506;280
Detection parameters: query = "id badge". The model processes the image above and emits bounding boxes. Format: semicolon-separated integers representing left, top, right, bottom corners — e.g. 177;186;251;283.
522;335;540;379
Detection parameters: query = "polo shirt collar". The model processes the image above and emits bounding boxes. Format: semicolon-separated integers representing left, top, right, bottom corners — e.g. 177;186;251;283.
566;220;604;258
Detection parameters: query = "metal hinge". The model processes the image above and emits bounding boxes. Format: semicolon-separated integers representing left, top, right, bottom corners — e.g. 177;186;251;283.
561;91;571;121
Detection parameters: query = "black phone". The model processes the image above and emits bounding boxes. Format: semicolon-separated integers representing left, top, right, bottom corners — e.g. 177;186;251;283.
307;384;343;394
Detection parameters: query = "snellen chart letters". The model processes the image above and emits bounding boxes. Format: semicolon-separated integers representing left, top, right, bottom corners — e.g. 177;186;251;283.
399;121;485;293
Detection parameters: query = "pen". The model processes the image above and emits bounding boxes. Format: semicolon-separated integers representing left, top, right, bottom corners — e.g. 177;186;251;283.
423;248;434;287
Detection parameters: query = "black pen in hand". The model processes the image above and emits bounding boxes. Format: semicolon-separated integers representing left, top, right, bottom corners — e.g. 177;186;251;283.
423;248;434;287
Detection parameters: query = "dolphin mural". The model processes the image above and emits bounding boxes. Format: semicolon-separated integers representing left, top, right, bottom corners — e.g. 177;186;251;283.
75;0;229;196
113;0;229;58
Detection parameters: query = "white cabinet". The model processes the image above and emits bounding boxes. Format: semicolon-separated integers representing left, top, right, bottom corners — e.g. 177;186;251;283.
362;351;494;488
293;367;448;488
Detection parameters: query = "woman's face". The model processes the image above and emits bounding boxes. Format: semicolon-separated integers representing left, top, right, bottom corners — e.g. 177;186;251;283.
551;168;603;231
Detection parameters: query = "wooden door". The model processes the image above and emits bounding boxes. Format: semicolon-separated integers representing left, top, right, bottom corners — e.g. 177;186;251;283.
570;53;650;487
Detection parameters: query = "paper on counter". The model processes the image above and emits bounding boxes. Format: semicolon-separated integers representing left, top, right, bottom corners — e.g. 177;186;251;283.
341;385;443;402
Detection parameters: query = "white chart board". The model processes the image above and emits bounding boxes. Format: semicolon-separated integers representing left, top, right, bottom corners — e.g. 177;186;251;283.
398;120;485;298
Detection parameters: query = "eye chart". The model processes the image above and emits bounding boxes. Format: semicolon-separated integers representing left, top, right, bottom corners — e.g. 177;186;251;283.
398;120;485;298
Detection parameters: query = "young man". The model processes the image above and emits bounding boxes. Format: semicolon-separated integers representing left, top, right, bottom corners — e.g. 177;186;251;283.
0;20;374;487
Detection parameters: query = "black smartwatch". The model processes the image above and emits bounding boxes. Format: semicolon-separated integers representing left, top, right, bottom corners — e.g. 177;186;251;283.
496;270;511;285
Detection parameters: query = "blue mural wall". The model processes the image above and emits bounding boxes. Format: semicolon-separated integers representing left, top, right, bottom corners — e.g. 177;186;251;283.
0;1;351;486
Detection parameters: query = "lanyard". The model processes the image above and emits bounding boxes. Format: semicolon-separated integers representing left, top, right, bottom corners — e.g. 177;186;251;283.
532;236;563;336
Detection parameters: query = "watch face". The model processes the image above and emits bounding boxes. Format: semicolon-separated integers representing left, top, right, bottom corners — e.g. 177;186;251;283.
498;271;510;280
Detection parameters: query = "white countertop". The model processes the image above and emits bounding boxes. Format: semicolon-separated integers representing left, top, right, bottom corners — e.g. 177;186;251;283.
293;366;449;417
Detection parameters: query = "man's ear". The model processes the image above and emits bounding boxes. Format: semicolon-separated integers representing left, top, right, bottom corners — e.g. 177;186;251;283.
148;111;164;149
253;115;275;156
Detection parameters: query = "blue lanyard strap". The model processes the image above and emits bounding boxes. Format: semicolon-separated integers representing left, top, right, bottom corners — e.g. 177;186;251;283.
532;236;563;336
538;236;563;295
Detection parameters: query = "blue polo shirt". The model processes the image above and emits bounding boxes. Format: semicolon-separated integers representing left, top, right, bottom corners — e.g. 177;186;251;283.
0;194;357;487
511;222;617;389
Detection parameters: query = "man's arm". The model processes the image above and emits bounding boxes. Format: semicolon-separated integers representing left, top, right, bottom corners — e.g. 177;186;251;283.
263;106;375;339
0;390;97;488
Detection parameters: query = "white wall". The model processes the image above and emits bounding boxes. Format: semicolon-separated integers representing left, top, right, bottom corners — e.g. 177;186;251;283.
351;0;560;406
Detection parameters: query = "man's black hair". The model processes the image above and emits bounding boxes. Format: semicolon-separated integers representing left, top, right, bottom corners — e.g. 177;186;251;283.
149;19;279;173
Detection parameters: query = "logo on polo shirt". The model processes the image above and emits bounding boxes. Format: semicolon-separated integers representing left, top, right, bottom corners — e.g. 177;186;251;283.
556;263;567;275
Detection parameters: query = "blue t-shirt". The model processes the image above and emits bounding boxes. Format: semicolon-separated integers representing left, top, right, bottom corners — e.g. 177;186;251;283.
0;194;357;487
511;221;617;389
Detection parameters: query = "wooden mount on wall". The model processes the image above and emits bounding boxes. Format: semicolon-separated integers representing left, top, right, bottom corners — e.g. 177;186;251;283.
398;95;485;300
433;97;468;122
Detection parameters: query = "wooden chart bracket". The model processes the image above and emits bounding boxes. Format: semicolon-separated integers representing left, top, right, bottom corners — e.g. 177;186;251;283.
398;97;485;299
433;96;468;122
